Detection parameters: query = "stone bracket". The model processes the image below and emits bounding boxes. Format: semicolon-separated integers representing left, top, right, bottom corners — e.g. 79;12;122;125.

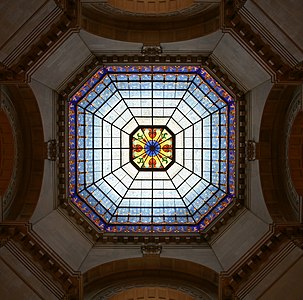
141;45;163;56
46;139;59;161
246;140;257;161
141;243;162;256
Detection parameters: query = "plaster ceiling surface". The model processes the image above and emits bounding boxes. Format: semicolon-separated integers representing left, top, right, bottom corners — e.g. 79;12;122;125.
31;34;93;91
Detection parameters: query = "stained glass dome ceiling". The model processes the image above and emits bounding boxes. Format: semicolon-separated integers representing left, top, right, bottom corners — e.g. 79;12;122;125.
68;66;236;233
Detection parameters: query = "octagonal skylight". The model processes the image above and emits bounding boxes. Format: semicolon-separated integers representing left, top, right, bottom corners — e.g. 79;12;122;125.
68;66;236;233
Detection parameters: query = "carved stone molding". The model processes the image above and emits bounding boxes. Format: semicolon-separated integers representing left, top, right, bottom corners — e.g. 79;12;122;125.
141;45;163;56
275;224;303;249
0;237;9;248
233;0;247;10
64;55;245;99
46;139;59;161
294;61;303;71
246;140;256;161
0;222;81;298
0;64;24;83
8;1;79;81
222;0;303;83
219;229;287;299
141;243;162;256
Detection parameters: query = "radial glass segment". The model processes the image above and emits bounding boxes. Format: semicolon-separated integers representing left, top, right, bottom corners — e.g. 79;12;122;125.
68;66;236;233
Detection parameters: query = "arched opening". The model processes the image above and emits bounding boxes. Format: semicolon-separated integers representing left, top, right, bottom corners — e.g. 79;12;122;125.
259;84;301;223
107;0;195;15
0;84;44;220
80;2;220;43
0;108;15;198
288;111;303;196
108;286;194;300
83;257;218;299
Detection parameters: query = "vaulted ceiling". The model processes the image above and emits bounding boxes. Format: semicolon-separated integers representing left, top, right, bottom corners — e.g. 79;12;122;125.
0;1;302;299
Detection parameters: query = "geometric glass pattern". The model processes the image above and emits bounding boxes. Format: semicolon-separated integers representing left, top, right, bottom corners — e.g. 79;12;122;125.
131;126;174;170
68;66;236;233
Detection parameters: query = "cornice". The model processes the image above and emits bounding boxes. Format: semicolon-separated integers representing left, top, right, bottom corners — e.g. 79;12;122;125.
0;222;82;299
219;226;285;299
222;0;303;84
2;3;62;68
219;222;303;299
4;240;65;299
6;1;79;83
239;6;298;68
0;63;25;84
59;56;245;99
275;223;303;250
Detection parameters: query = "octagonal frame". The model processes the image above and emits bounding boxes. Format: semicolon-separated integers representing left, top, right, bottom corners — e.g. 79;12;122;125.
130;125;175;171
67;65;238;233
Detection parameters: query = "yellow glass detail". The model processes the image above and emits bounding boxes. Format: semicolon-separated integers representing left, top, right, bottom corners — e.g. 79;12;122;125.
131;127;174;170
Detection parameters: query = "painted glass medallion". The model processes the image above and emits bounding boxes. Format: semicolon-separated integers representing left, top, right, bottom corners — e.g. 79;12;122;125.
131;127;174;170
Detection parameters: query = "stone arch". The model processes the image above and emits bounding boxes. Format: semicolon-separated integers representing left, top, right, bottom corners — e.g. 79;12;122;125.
80;2;220;44
83;257;218;300
107;0;195;15
0;103;14;200
288;111;303;196
0;84;44;221
259;84;301;223
108;286;194;300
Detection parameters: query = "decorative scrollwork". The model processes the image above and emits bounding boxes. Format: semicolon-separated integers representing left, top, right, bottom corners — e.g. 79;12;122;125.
46;139;58;161
141;45;162;56
246;140;256;161
141;243;162;256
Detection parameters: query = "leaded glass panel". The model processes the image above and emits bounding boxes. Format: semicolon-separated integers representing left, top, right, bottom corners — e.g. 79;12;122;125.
68;66;236;233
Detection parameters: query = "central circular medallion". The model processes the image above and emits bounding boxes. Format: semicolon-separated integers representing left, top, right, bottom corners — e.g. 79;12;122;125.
131;126;175;170
145;140;161;156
